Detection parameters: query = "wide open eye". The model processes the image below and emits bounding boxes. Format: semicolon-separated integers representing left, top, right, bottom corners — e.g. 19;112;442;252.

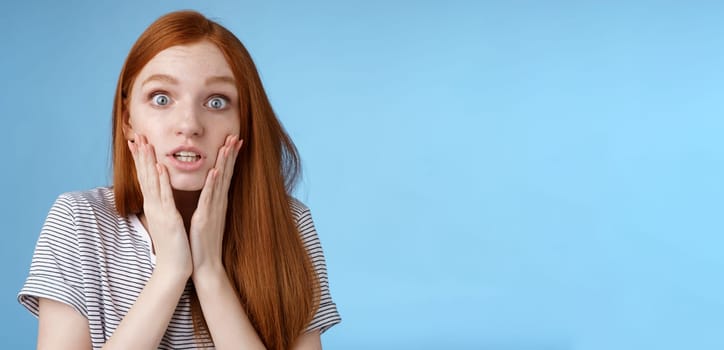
151;93;171;106
207;96;228;110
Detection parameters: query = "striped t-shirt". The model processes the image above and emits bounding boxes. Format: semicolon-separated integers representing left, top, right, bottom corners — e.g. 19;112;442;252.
18;187;341;349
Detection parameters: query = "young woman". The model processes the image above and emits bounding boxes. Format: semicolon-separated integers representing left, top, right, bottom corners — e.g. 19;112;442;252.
18;10;340;350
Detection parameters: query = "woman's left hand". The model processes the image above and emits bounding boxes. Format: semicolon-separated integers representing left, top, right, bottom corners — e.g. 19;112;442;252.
188;134;243;275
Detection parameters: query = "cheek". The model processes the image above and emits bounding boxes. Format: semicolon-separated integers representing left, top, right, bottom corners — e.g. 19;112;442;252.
127;104;148;134
128;105;165;137
211;118;241;142
224;116;242;138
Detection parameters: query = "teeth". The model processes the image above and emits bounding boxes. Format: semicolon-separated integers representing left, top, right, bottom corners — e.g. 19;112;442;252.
175;156;198;163
174;151;198;157
173;151;200;163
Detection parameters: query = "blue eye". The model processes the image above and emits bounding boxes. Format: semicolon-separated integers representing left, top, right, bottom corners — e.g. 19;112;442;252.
152;93;171;106
207;96;228;110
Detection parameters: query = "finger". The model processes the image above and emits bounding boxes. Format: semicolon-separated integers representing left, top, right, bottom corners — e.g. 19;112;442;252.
136;134;160;200
212;135;231;170
210;136;232;201
128;136;141;170
129;136;150;193
127;139;138;158
156;163;174;207
218;135;238;198
230;137;242;169
220;136;241;194
142;137;160;198
197;167;217;209
128;138;150;194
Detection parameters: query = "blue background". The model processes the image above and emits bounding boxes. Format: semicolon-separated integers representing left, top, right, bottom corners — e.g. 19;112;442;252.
1;1;723;349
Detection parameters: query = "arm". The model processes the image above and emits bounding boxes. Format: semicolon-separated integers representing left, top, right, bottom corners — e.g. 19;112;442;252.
26;196;93;350
100;137;194;349
192;265;266;350
37;266;188;350
188;136;265;349
188;136;327;349
100;267;189;349
36;137;194;349
37;298;91;350
292;331;322;350
192;267;323;350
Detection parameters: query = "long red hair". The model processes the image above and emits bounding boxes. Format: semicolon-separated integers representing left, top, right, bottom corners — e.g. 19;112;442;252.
111;10;319;349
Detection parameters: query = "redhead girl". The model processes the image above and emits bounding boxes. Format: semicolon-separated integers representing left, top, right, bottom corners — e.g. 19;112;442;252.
18;10;340;350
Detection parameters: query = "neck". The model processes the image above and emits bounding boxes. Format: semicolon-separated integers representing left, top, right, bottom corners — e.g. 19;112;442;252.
172;189;201;232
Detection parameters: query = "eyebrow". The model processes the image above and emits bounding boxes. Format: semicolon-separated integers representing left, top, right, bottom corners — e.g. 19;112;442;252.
205;75;236;86
141;74;178;86
140;74;236;87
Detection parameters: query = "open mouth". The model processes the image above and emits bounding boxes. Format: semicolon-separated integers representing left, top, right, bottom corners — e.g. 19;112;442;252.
173;151;201;163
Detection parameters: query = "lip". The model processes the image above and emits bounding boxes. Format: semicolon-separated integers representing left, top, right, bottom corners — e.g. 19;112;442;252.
166;146;207;172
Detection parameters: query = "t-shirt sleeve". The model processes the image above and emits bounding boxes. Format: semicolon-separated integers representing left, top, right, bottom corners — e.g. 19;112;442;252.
17;194;87;318
295;204;342;334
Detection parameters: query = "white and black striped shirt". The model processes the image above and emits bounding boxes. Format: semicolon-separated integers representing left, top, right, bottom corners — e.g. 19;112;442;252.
18;187;341;349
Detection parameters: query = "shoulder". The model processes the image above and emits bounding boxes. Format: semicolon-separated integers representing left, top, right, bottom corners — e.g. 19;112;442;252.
44;187;123;240
289;197;311;218
289;198;342;332
33;187;120;262
52;187;118;217
288;197;326;253
289;197;315;237
56;186;116;209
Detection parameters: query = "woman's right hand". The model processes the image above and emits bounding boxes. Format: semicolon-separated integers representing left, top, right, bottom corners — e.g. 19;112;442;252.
128;134;192;278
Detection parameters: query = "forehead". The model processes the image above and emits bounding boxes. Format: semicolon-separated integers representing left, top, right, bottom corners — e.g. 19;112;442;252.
136;40;233;82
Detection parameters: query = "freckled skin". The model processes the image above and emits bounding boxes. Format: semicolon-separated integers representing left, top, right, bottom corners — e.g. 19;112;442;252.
124;41;241;191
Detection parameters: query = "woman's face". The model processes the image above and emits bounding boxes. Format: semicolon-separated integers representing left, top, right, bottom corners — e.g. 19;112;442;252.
125;40;241;191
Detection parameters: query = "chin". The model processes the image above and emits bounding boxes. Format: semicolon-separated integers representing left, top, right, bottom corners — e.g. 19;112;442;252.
172;185;204;192
169;177;205;192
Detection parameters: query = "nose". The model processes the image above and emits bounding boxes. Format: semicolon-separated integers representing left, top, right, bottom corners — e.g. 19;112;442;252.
174;103;204;138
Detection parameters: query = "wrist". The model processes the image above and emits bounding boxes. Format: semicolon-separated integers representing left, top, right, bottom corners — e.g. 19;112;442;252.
154;260;193;282
191;262;227;286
